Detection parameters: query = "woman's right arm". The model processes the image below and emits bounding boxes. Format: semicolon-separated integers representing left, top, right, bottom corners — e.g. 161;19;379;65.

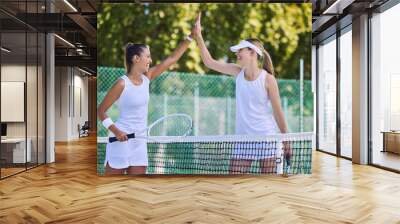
193;13;241;76
97;79;128;141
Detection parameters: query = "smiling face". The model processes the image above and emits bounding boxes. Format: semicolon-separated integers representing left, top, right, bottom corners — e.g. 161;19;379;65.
235;47;256;67
132;46;152;73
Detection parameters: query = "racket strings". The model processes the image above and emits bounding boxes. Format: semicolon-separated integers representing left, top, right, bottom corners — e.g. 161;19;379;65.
148;114;192;137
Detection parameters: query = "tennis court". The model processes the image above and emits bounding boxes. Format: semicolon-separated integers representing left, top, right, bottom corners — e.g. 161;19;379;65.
97;67;314;175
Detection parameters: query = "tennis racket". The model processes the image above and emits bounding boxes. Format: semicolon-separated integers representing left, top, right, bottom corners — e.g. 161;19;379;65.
108;113;193;143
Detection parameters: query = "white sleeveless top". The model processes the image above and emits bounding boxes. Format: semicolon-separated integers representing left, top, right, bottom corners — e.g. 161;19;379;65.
105;74;150;169
114;74;150;134
235;69;279;135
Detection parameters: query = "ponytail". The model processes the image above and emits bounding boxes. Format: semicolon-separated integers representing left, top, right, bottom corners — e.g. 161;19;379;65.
246;38;275;76
124;43;147;73
262;48;274;76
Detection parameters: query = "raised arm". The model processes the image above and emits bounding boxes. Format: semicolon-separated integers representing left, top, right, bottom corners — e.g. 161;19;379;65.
193;13;241;76
266;75;289;134
146;38;192;80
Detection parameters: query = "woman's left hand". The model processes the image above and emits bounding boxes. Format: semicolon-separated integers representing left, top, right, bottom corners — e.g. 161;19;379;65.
191;12;201;39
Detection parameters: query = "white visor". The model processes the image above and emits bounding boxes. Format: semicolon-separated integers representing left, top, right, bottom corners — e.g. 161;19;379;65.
230;40;263;56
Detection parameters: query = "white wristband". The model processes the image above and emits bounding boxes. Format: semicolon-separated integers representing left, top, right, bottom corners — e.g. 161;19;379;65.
102;117;114;129
186;35;193;42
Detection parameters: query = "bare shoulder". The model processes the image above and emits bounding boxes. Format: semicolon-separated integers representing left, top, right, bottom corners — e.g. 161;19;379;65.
265;71;278;90
143;73;151;82
108;78;125;95
114;78;125;89
100;78;125;106
143;71;152;80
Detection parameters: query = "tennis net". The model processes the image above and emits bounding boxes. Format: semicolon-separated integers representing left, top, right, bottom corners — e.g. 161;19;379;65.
97;132;313;175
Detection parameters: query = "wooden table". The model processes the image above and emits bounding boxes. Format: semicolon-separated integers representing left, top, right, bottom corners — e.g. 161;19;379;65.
381;131;400;154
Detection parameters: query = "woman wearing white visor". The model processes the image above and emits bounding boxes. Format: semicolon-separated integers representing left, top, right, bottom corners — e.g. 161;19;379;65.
192;13;290;174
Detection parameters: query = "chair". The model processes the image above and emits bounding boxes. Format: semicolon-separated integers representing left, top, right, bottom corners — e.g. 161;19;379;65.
78;121;90;138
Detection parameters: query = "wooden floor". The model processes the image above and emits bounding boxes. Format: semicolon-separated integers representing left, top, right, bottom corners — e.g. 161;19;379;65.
372;150;400;171
1;167;26;177
1;136;400;223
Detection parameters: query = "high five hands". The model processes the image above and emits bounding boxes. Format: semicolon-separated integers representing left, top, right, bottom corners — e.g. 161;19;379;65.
190;12;202;40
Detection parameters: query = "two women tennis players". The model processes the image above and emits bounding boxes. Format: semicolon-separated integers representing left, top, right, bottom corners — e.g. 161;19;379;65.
98;13;290;175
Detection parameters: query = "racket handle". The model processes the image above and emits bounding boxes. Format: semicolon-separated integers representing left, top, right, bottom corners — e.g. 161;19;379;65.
109;133;135;143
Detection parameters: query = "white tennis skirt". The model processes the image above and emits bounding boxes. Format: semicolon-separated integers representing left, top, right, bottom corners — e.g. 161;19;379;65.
231;141;282;160
104;138;148;169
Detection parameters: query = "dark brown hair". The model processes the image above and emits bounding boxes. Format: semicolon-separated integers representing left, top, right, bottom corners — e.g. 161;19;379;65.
124;43;148;73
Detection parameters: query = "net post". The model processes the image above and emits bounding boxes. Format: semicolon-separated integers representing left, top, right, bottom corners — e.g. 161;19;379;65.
276;142;284;175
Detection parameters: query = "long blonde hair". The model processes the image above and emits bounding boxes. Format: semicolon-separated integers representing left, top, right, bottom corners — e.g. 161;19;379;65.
246;38;275;76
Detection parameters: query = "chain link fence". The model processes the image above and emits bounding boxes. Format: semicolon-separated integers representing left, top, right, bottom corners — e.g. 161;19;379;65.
97;66;313;174
98;66;313;136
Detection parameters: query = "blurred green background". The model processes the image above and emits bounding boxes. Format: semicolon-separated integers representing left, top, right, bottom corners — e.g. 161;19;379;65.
98;3;312;79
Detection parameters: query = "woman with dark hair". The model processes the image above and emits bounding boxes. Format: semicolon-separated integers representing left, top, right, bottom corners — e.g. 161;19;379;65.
98;26;197;175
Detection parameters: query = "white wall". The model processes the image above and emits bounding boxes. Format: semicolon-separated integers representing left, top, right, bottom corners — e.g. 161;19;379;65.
73;72;89;137
1;65;31;137
54;67;89;141
1;63;46;164
54;67;69;141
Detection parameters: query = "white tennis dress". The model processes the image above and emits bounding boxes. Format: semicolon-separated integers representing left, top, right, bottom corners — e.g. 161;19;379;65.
105;74;149;169
234;69;280;160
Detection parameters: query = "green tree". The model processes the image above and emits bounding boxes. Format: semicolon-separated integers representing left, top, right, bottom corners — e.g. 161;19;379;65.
98;3;311;79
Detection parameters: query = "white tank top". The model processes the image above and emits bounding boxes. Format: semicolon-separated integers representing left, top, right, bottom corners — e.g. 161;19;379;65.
235;69;279;135
114;75;149;134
